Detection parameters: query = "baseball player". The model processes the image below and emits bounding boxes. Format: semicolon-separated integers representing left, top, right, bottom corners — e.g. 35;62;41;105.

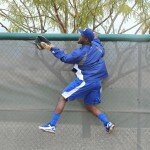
38;28;115;134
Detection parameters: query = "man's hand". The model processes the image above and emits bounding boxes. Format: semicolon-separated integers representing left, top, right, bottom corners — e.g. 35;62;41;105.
35;35;54;50
40;42;54;50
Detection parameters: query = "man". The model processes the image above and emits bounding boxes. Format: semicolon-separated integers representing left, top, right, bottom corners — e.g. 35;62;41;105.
39;28;115;134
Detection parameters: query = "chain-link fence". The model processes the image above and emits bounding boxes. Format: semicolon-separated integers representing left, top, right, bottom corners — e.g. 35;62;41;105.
0;34;150;150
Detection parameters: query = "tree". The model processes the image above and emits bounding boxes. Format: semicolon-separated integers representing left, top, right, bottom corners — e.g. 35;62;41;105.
0;0;149;34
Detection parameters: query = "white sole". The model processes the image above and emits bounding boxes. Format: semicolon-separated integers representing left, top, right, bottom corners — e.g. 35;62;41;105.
108;125;115;133
39;127;55;134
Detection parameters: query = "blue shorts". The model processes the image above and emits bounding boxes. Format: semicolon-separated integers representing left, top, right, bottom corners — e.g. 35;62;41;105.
62;78;101;105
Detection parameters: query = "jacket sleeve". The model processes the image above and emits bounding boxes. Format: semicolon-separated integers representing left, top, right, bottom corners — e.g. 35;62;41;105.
50;47;83;64
92;38;105;57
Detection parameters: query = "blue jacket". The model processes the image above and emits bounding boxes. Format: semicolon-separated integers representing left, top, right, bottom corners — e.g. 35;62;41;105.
51;38;108;82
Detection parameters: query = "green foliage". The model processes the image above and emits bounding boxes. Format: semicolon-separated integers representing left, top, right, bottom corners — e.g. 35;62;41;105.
0;0;149;34
118;4;132;15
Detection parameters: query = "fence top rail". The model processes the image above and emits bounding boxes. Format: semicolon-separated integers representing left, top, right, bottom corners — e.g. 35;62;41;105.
0;33;149;42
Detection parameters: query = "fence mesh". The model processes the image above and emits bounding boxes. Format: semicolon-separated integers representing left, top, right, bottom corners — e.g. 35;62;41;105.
0;38;150;150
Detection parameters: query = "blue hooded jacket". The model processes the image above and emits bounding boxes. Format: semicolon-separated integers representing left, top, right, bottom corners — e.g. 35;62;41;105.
51;38;108;82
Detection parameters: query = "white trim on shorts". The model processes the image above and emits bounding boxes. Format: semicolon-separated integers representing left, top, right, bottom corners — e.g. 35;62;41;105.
62;64;86;99
62;81;85;99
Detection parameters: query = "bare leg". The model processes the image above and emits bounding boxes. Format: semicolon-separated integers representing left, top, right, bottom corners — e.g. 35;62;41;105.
54;96;67;114
39;96;67;132
85;105;102;117
85;104;115;133
85;105;109;125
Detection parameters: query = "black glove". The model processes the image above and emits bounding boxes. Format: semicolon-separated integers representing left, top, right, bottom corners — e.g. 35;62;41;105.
35;36;51;50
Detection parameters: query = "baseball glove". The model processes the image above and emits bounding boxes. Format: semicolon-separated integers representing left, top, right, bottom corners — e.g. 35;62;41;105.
35;35;51;50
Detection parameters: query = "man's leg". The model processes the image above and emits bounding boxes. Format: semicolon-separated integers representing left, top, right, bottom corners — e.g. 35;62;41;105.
54;96;67;114
49;96;67;125
85;105;115;133
85;105;108;125
39;96;67;133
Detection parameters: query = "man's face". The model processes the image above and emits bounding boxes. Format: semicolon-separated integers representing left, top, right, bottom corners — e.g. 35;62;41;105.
78;36;89;44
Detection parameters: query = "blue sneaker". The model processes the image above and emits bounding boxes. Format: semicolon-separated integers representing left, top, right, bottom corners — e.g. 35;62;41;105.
105;122;115;133
39;123;56;133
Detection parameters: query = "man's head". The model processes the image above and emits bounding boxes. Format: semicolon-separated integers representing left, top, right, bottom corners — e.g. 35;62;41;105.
78;28;94;45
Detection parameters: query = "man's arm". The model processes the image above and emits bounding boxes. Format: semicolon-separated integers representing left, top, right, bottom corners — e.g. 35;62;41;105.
51;47;83;64
40;41;83;64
